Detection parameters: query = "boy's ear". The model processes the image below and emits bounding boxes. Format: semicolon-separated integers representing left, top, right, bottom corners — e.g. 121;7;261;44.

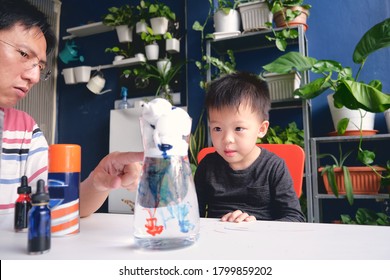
257;120;269;138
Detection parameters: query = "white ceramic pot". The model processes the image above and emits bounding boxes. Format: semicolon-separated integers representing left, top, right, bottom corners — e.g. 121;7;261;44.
213;9;241;33
327;94;375;131
150;17;169;35
166;38;180;53
136;21;148;34
157;59;171;75
62;68;76;85
73;66;91;83
145;43;159;61
116;25;133;43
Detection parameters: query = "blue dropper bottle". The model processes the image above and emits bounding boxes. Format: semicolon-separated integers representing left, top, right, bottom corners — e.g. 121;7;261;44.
28;179;51;254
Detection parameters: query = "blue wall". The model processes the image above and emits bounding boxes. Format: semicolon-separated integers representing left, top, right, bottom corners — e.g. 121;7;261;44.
57;0;184;183
58;1;390;214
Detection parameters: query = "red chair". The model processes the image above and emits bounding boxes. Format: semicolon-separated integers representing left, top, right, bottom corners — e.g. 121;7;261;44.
197;144;305;198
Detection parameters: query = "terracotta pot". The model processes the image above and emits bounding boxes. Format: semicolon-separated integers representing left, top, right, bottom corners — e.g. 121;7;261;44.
319;166;385;195
273;6;309;31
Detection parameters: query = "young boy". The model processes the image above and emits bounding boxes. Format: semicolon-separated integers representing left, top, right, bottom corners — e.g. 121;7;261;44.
194;72;305;223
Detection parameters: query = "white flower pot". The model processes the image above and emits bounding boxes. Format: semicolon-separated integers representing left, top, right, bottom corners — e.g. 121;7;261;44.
136;21;148;34
165;38;180;53
327;94;375;131
150;17;169;35
262;72;301;101
62;67;76;84
145;43;159;61
384;109;390;133
73;66;91;83
238;1;272;32
157;59;171;75
116;25;133;43
213;9;241;33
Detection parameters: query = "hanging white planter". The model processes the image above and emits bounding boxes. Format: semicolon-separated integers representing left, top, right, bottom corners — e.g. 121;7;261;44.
150;17;169;35
136;21;148;34
145;43;159;61
165;38;180;53
327;94;376;132
213;9;241;33
115;25;133;43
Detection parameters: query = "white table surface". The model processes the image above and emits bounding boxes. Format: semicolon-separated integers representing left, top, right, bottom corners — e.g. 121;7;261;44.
1;213;389;260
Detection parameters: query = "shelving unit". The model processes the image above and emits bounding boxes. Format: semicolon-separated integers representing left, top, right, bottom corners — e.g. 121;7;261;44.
311;133;390;223
206;25;314;222
62;22;146;71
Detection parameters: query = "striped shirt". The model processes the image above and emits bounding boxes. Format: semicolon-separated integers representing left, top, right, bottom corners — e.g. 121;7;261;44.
0;107;48;214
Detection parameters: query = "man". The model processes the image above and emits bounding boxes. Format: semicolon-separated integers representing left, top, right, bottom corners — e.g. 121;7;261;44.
0;0;143;217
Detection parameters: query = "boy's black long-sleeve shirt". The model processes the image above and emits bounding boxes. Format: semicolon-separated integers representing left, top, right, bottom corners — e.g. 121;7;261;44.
194;148;305;222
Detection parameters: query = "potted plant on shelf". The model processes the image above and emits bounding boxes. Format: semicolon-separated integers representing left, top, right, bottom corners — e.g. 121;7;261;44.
318;142;386;205
102;4;137;43
135;0;150;34
148;0;176;35
237;0;273;33
105;43;134;61
213;0;241;34
164;31;180;54
140;26;163;60
122;59;185;104
264;0;311;51
263;17;390;202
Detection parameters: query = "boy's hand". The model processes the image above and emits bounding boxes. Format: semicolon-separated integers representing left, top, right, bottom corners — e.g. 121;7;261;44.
221;210;256;223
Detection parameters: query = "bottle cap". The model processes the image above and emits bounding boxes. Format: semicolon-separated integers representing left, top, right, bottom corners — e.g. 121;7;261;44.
31;179;50;204
17;175;32;194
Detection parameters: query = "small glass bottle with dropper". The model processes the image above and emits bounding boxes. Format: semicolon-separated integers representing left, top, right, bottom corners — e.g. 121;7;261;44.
14;175;32;232
28;179;51;254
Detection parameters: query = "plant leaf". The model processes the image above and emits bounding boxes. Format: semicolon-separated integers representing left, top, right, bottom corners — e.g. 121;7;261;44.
343;166;354;205
353;18;390;64
263;52;316;73
333;80;390;113
326;166;339;197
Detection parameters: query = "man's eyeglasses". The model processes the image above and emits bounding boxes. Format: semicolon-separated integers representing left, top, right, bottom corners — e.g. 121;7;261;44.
0;39;51;81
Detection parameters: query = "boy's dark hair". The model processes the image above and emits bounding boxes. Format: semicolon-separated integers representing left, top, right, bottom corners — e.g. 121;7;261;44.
0;0;57;54
205;72;271;120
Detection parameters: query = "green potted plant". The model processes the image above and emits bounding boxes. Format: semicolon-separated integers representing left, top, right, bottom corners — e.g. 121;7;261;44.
148;0;176;35
102;4;137;43
237;0;273;32
123;58;185;104
213;0;241;33
105;43;134;60
135;0;151;34
264;0;312;51
140;26;163;60
263;17;390;173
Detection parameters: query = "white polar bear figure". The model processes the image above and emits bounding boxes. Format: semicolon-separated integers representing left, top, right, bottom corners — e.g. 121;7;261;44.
140;98;191;157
